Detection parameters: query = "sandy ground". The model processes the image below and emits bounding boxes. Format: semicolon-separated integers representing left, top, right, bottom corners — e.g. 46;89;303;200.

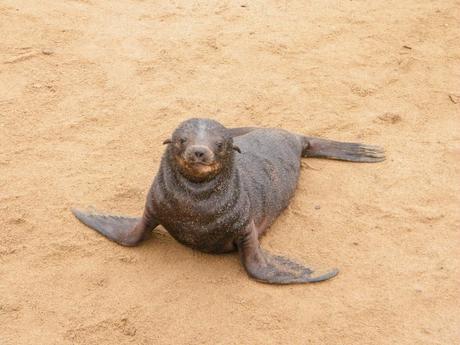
1;1;459;344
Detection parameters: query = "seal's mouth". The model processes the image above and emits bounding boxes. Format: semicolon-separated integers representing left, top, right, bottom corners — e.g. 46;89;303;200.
186;160;213;166
184;159;219;172
175;155;221;178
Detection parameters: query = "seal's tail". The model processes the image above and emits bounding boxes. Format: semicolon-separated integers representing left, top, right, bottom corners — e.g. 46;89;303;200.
301;136;385;163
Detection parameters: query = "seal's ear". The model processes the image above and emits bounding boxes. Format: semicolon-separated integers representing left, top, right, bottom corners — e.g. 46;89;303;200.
162;139;172;145
233;145;241;153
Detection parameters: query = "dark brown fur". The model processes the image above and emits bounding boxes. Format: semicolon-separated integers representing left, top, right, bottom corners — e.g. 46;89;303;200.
72;118;384;284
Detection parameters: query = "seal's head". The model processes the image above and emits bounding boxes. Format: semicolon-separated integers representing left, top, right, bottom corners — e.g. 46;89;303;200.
163;118;240;182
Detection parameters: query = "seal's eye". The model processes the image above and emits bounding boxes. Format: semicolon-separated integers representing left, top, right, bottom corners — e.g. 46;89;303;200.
178;138;187;145
216;141;223;150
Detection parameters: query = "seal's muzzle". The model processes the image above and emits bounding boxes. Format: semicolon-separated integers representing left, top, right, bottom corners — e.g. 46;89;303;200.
184;145;215;165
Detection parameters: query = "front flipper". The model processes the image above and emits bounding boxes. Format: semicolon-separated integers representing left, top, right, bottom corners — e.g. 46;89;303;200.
71;208;158;246
238;223;338;284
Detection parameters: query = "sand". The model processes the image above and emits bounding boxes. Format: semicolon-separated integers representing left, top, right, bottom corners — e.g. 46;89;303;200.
1;1;459;344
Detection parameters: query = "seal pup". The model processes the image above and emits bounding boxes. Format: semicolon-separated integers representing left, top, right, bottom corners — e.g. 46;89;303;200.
72;118;384;284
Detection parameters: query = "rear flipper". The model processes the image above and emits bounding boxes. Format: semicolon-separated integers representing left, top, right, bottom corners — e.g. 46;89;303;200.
238;222;338;284
228;126;385;162
71;208;158;246
302;136;385;162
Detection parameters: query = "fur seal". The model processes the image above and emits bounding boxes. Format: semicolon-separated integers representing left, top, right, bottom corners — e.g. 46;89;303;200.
72;118;384;284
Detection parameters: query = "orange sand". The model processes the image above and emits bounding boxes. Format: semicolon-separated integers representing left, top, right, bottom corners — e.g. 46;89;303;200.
1;1;459;344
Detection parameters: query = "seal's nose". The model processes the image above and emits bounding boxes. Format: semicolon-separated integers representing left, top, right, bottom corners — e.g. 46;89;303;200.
193;147;206;158
185;145;214;163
